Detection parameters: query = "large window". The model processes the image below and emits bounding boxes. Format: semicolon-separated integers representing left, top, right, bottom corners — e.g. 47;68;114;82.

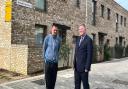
53;23;70;43
101;4;104;18
35;25;47;46
36;0;46;11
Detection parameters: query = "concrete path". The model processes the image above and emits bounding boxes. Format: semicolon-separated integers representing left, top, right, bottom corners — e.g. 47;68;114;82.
0;57;128;89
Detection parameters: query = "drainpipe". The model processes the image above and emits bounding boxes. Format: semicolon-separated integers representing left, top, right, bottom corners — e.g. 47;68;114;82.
86;0;88;24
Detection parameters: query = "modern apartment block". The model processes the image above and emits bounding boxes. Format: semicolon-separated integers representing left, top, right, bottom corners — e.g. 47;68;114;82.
0;0;128;75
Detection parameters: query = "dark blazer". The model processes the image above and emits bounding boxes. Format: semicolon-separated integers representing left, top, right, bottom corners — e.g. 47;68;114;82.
74;35;93;72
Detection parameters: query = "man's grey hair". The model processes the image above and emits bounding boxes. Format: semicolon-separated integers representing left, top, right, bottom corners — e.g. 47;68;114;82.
80;24;86;28
79;24;87;29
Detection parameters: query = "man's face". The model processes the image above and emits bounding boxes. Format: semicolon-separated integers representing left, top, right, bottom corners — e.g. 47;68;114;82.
78;25;86;36
51;26;58;35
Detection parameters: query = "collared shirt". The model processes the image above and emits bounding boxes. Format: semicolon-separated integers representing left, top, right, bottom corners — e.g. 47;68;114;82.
79;34;86;46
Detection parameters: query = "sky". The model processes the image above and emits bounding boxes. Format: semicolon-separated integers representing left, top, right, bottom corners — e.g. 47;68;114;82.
115;0;128;11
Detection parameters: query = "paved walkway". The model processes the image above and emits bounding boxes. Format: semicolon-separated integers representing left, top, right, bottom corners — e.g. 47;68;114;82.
0;57;128;89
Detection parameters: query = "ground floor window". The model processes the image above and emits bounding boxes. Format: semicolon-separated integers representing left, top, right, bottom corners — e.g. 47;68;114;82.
35;24;47;46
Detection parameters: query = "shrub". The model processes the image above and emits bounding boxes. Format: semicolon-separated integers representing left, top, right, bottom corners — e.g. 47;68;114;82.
104;44;111;61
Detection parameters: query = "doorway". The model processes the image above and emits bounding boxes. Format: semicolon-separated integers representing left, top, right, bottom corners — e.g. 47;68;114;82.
53;23;71;68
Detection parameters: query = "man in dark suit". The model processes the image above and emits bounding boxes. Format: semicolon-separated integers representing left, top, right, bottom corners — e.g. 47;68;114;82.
74;24;93;89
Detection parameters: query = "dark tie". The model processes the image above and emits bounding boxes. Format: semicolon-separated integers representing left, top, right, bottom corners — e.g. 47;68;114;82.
79;36;84;46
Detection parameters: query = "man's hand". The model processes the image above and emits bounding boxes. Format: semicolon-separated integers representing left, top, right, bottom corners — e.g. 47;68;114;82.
85;69;88;72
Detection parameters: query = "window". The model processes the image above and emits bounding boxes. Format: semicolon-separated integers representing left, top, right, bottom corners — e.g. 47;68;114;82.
107;8;111;20
101;5;104;17
53;23;70;43
76;0;80;8
92;33;96;44
116;37;118;44
124;17;126;27
59;29;67;43
35;25;47;46
121;16;123;25
36;0;46;11
73;36;79;44
116;13;119;23
116;13;119;32
99;34;104;46
92;0;97;25
119;37;123;46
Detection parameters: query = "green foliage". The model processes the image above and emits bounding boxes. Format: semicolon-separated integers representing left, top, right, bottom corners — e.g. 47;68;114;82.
92;44;98;63
104;44;111;61
125;45;128;57
59;42;70;61
114;44;124;58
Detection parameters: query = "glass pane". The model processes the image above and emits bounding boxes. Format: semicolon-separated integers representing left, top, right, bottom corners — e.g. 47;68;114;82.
35;27;44;45
36;0;45;10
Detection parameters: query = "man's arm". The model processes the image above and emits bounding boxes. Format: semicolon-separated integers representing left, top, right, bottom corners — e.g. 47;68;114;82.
73;37;78;69
85;38;93;71
43;36;48;61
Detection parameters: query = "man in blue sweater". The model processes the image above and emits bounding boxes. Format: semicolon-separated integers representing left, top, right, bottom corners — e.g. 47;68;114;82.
43;24;61;89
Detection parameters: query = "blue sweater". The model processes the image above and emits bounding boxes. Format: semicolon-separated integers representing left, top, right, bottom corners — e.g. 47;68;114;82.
43;34;61;63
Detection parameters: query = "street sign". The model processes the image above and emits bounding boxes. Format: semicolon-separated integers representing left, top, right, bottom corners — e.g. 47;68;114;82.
16;0;32;8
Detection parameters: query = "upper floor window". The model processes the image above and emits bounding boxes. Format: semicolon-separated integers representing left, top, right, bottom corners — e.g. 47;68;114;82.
116;13;119;23
121;16;123;25
76;0;80;8
107;8;111;20
116;13;119;32
36;0;46;11
92;0;97;26
101;5;104;18
124;17;127;27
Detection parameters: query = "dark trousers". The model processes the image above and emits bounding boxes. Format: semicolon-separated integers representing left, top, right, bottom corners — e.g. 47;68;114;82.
74;71;90;89
45;63;58;89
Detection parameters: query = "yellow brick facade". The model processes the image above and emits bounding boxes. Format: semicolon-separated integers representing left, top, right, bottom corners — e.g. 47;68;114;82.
0;0;11;70
0;0;28;75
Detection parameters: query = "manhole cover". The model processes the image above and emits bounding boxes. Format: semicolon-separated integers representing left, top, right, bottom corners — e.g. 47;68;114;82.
32;79;45;85
113;79;128;85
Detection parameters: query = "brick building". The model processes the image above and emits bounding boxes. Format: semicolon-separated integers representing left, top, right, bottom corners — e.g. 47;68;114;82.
0;0;128;75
